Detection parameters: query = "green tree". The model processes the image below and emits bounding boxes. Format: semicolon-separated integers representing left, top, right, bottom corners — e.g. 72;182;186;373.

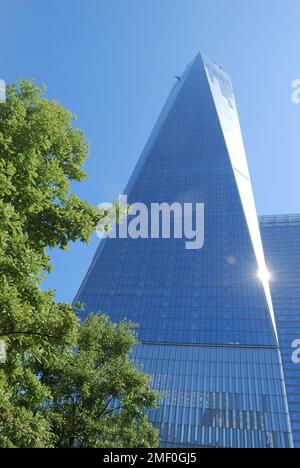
0;79;97;357
0;80;158;448
38;315;159;448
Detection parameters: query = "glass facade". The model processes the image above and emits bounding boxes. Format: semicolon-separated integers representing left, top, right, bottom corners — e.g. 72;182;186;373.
134;345;291;448
260;214;300;448
75;54;293;447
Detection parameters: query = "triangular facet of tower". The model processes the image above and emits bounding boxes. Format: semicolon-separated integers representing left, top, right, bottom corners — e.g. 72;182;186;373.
76;53;276;347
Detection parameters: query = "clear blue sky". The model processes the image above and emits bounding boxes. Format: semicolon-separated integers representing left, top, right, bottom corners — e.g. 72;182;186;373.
1;0;300;303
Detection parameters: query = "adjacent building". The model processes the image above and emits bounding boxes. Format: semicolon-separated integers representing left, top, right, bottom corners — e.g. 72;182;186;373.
259;214;300;448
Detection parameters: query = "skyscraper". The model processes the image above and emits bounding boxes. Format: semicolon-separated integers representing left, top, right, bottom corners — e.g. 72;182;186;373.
260;214;300;448
74;54;293;448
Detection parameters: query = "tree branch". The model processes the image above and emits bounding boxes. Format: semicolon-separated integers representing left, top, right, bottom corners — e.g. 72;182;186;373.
0;330;63;339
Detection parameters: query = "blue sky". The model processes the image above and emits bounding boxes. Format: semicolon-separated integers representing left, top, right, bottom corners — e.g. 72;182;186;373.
1;0;300;303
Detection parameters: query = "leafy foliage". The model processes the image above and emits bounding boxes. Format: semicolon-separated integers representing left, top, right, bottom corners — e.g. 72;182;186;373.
0;80;158;448
38;315;159;448
0;80;96;355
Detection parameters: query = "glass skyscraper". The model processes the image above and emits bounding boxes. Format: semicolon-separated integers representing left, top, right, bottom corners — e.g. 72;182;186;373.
260;215;300;448
75;54;293;448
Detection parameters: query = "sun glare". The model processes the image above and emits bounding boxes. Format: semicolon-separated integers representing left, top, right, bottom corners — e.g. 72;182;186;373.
257;267;271;282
